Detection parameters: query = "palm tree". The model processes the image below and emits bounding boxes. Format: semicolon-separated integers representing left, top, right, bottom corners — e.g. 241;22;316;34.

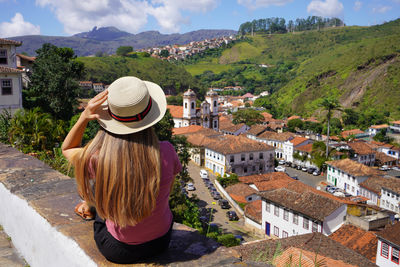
319;97;342;158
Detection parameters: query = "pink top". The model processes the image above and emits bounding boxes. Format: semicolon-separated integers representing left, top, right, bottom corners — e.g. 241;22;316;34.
105;141;182;245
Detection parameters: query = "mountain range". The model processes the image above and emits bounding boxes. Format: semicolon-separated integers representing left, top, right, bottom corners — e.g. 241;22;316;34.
10;26;237;56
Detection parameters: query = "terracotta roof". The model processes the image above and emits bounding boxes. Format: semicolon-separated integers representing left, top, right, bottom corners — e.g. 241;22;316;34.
0;66;23;73
287;115;301;120
370;124;389;129
261;112;273;120
244;199;262;223
0;38;22;46
221;123;246;132
229;100;243;107
376;222;400;246
259;188;344;221
226;183;258;203
348;141;374;155
255;178;293;191
275;246;356;267
391;120;400;124
290;136;309;147
375;152;397;164
329;224;378;263
239;172;293;184
219;115;235;129
17;53;35;61
234;233;376;267
304;117;320;123
296;143;313;153
242;93;254;98
341;129;364;138
167;105;183;118
258;131;296;142
246;124;267;136
205;134;273;155
172;125;203;135
326;158;381;177
183;133;212;147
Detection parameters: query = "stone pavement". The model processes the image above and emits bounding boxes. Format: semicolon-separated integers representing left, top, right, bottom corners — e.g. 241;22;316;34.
0;143;249;266
0;227;26;267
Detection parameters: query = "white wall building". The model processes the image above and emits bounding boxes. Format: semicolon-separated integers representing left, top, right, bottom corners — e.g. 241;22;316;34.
380;187;400;214
256;131;296;159
367;124;389;137
260;188;347;238
359;176;400;210
326;158;380;196
0;38;23;114
283;137;313;163
376;223;400;267
204;134;274;177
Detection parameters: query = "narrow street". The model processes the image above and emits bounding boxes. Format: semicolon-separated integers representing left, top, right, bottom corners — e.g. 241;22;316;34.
186;161;261;242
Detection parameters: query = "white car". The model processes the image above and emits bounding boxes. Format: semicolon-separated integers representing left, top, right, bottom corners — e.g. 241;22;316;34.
187;183;196;191
200;169;208;179
379;165;390;171
393;166;400;171
278;160;285;165
275;166;285;172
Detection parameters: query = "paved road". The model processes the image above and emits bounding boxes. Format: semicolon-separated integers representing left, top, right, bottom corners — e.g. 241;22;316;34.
186;162;260;242
284;165;326;188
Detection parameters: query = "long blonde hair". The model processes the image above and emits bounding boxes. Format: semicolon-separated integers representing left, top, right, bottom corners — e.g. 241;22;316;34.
73;127;161;227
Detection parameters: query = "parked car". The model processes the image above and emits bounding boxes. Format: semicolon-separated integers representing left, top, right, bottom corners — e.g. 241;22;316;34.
379;165;390;171
290;175;299;180
226;211;239;221
301;166;308;172
285;162;292;167
212;192;222;200
393;166;400;171
327;187;339;194
292;163;297;169
325;185;332;192
218;199;231;209
313;170;321;176
275;166;286;172
187;183;195;191
307;168;315;174
200;169;208;179
278;160;285;165
297;165;302;170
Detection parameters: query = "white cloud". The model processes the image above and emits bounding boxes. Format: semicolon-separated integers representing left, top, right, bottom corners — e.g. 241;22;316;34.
307;0;344;17
36;0;219;34
372;6;392;13
0;13;40;37
353;0;362;11
237;0;293;10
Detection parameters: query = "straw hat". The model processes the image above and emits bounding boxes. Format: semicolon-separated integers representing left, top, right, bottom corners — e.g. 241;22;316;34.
97;76;167;135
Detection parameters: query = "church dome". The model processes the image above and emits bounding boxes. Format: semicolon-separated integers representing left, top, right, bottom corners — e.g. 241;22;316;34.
206;90;218;97
184;89;196;97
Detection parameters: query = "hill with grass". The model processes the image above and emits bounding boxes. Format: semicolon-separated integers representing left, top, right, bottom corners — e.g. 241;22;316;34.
77;53;198;95
183;19;400;120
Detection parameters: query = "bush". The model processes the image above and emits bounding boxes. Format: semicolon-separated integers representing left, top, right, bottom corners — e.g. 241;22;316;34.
0;109;12;143
217;173;239;188
217;234;241;247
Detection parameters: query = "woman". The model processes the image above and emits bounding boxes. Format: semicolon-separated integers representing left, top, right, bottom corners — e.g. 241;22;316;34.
62;76;182;264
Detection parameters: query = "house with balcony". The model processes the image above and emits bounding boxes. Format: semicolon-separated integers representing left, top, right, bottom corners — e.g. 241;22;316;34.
204;134;274;177
0;38;23;114
376;222;400;267
326;158;381;195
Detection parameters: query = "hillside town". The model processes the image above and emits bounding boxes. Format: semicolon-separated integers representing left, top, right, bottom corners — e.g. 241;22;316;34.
1;34;400;267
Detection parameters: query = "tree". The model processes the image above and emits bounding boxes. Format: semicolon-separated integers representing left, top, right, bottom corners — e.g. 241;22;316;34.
232;109;263;126
342;108;359;126
287;118;303;133
116;46;133;56
319;97;342;158
23;43;84;120
160;49;170;58
373;129;394;143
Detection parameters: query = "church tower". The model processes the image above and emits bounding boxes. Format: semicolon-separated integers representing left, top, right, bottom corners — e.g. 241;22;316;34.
183;89;196;119
205;89;219;130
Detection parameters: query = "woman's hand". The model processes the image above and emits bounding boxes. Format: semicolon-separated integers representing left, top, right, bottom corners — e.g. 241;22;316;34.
81;90;108;121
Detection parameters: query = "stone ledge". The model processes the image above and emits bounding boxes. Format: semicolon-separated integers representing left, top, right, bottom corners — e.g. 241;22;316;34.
0;143;242;266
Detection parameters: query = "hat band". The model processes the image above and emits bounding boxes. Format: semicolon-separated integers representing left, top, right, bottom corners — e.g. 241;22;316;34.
108;97;152;123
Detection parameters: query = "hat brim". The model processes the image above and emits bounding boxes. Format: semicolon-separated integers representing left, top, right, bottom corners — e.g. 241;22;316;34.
97;81;167;135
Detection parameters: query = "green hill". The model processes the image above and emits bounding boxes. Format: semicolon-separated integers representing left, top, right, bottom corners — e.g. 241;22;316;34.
183;19;400;119
77;54;198;94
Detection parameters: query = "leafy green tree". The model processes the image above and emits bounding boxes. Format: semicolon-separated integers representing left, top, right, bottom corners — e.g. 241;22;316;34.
23;43;84;120
287;118;303;132
217;173;239;188
319;97;342;158
373;129;394;143
160;49;170;58
0;109;12;143
342;108;359;126
232;109;263;126
116;46;133;56
154;109;174;142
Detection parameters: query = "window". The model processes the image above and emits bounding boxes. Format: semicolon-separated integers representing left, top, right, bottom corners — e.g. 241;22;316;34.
213;121;217;128
274;226;279;237
392;247;399;264
381;242;389;258
214;100;217;107
0;49;7;64
303;218;309;230
283;210;289;221
230;156;234;163
282;231;288;238
244;167;247;173
249;153;253;160
1;79;12;95
241;154;245;161
185;103;187;109
252;166;256;172
232;168;235;173
293;214;298;225
274;205;279;217
259;164;263;171
312;222;318;232
191;102;194;109
259;153;264;159
265;202;270;212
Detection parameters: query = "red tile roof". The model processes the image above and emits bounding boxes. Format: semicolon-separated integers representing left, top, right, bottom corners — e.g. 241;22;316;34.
239;172;292;184
375;152;397;164
376;222;400;246
226;183;258;203
255;178;293;191
17;53;35;61
205;135;274;155
341;129;364;138
167;105;183;118
370;124;389;129
257;131;296;142
244;199;262;223
329;224;378;263
391;120;400;124
296;143;313;153
172;125;203;135
326;158;381;177
246;124;267;136
287;115;301;120
0;38;22;46
290;136;309;146
0;66;23;73
360;175;400;195
348;141;374;155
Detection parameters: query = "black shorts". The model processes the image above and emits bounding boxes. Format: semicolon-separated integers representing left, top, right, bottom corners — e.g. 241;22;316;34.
93;214;173;264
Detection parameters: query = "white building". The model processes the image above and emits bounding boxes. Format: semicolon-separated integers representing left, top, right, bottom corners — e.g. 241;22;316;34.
293;143;317;169
167;89;219;130
93;83;104;93
220;123;249;136
367;124;389;137
389;120;400;134
204;134;274;177
380;187;400;214
0;38;23;114
256;131;296;159
376;222;400;267
326;158;380;195
260;187;347;238
348;141;376;166
283;136;313;163
378;144;400;161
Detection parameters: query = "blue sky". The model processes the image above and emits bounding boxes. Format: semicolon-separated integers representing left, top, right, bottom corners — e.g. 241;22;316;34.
0;0;399;37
